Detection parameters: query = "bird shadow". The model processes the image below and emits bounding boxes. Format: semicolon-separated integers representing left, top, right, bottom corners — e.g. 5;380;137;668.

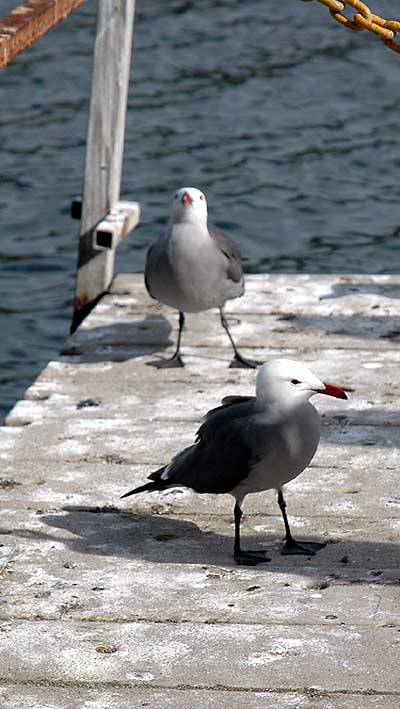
10;505;400;585
60;314;174;363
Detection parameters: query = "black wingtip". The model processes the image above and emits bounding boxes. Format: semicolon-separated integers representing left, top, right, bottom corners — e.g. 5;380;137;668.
120;479;164;499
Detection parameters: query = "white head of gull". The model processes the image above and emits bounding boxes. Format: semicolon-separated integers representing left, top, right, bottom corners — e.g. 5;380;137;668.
122;358;348;566
255;358;343;407
171;186;208;226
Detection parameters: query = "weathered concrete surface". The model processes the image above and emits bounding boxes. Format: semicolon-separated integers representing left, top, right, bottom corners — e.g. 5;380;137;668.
1;274;400;707
0;620;399;691
1;687;399;709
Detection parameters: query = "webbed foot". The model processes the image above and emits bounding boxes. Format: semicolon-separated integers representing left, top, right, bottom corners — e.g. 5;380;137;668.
281;538;326;556
234;549;271;566
152;354;185;369
229;352;259;369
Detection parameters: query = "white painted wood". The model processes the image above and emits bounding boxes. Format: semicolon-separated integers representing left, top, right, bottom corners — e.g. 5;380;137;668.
73;0;137;330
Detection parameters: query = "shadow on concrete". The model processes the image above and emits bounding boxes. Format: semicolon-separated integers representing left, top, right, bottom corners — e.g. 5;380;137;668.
11;505;399;584
321;409;400;434
273;278;400;342
280;313;400;343
319;281;400;302
60;314;174;363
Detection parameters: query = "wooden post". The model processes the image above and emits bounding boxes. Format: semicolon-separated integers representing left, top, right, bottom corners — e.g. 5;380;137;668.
72;0;137;332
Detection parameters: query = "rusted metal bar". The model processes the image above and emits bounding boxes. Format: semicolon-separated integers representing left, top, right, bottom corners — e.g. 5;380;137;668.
0;0;87;70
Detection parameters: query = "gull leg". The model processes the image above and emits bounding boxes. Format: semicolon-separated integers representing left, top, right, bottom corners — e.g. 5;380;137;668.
155;311;185;368
219;309;259;369
278;489;326;556
233;502;270;566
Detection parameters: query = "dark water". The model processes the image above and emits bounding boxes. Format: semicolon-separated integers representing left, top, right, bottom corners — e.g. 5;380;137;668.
1;0;400;418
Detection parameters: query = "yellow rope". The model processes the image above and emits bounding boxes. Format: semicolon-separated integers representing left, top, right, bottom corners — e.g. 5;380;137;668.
301;0;400;53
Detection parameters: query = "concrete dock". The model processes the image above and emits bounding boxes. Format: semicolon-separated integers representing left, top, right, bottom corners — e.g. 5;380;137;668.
1;273;400;708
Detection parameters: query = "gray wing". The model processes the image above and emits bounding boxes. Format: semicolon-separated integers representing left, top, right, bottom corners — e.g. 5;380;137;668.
221;395;255;407
153;401;259;494
202;395;256;421
144;243;156;298
208;223;244;284
144;228;171;299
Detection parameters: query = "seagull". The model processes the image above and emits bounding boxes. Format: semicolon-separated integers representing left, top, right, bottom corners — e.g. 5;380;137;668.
145;186;256;368
121;358;348;565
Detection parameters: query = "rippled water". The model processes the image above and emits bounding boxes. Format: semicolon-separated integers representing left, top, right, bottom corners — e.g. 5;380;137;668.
1;0;400;417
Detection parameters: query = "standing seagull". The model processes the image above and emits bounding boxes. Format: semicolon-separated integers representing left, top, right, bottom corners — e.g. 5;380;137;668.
145;186;256;368
121;359;347;565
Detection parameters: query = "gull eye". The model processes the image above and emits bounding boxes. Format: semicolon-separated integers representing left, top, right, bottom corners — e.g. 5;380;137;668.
291;379;301;385
200;195;204;200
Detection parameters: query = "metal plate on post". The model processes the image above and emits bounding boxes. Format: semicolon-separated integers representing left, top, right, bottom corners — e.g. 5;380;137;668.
93;201;141;252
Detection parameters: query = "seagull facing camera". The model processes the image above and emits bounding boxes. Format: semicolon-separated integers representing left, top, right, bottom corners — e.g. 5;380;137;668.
171;186;208;224
121;358;348;566
145;186;258;369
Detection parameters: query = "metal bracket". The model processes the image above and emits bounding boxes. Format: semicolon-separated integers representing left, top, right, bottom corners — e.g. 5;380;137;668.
93;201;141;251
70;197;82;220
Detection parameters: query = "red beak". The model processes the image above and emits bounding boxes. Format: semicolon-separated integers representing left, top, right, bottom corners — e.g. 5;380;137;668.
181;192;194;205
315;382;348;400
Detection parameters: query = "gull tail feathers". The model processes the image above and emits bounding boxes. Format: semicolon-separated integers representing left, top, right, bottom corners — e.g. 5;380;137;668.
120;466;167;499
